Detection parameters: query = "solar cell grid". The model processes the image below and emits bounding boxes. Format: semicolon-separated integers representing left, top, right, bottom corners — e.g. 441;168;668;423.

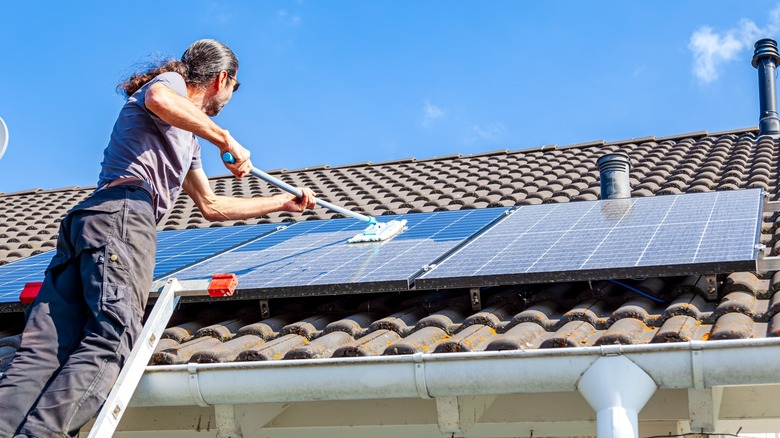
1;189;763;305
153;224;281;279
416;189;763;289
0;251;55;304
0;224;281;306
168;208;509;297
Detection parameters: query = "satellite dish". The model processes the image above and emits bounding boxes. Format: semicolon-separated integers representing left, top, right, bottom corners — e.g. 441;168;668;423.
0;117;7;161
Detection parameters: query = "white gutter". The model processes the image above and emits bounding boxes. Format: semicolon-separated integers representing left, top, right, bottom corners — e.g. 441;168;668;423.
131;338;780;408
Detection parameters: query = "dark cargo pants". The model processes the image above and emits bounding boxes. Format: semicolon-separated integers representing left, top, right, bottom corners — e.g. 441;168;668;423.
0;186;156;438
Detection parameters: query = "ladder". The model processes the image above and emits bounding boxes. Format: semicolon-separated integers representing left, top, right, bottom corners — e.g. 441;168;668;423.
86;274;238;437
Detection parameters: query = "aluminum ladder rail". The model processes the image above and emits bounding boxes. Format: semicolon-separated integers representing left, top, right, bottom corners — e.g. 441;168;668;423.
87;275;237;437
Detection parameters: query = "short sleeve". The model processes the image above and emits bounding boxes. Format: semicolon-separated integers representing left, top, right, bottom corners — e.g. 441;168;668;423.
149;72;188;97
190;138;202;171
135;72;188;115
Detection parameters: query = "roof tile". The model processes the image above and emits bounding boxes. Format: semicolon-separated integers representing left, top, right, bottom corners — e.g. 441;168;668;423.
236;333;307;362
190;334;265;364
434;324;496;353
595;318;656;345
383;326;450;355
284;331;355;360
152;336;222;365
652;315;701;343
709;312;755;340
540;320;598;348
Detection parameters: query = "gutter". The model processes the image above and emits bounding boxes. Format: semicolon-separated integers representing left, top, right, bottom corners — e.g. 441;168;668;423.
131;337;780;408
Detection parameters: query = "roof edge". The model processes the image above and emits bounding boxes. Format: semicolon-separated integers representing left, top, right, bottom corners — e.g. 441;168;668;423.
131;337;780;407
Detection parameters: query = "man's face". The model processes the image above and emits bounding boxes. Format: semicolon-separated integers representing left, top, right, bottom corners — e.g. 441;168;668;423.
203;92;230;117
203;71;238;116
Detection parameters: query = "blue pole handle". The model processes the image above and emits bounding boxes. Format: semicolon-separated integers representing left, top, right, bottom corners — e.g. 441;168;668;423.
222;151;376;224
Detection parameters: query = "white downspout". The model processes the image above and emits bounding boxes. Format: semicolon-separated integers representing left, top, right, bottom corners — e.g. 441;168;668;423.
577;355;657;438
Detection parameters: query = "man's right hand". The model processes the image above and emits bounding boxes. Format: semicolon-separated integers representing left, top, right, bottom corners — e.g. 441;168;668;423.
221;133;252;178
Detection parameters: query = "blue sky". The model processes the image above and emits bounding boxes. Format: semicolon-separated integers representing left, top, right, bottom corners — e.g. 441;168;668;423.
1;1;779;193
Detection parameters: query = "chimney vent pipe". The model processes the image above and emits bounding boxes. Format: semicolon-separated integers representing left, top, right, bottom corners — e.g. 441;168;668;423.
752;38;780;138
597;153;631;200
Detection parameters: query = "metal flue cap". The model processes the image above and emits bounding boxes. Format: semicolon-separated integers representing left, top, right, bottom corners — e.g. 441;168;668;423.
597;153;631;200
753;38;780;68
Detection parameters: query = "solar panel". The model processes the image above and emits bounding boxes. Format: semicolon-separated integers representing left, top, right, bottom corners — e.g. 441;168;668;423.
0;251;55;308
415;189;764;289
0;224;281;308
153;224;281;279
167;208;509;299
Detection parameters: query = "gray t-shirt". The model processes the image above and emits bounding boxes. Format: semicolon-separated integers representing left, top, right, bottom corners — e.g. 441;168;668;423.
98;71;202;222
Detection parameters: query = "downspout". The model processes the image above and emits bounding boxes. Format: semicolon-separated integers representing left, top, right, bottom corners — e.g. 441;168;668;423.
753;38;780;138
577;355;656;438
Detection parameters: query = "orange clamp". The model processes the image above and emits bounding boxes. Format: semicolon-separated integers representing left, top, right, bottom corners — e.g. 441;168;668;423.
20;282;43;305
208;273;238;297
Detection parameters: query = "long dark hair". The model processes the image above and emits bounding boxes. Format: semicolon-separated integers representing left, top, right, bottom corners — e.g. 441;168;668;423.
118;39;238;98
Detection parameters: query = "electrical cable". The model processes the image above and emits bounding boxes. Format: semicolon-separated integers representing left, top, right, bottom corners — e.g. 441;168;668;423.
609;279;667;303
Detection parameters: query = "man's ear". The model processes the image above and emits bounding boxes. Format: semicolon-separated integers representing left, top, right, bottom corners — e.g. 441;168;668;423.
217;70;229;91
213;70;229;92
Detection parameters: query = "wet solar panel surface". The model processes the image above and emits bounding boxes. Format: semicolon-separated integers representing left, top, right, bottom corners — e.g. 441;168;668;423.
167;208;509;298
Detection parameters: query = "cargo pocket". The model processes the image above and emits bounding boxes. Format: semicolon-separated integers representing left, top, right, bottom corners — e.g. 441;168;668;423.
99;239;135;327
101;282;134;327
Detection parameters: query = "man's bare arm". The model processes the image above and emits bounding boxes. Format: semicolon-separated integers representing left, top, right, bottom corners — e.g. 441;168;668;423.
144;83;251;177
182;168;316;221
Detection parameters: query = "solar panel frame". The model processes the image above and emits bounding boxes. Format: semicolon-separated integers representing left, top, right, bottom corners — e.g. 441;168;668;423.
166;208;510;301
414;189;764;290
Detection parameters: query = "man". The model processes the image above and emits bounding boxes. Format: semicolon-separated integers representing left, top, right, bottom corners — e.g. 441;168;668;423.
0;39;316;437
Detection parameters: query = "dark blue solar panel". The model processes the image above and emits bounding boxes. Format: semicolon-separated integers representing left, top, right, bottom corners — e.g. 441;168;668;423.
0;251;54;304
153;224;281;279
168;208;509;297
416;189;763;289
0;224;280;306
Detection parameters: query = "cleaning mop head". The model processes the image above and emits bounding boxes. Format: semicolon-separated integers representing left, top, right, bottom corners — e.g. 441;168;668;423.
348;219;408;244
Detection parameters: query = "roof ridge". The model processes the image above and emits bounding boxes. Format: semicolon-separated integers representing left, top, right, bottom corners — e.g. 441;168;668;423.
4;127;762;194
0;186;94;198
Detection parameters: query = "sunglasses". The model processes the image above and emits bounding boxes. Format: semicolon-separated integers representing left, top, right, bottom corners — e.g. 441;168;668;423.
227;74;240;92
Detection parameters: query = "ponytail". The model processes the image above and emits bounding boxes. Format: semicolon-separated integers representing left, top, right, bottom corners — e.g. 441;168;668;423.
117;39;237;98
117;59;188;98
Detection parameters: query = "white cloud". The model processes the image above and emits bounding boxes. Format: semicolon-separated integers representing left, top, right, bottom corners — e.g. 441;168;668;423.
278;9;301;27
463;122;507;145
473;123;506;140
422;100;445;128
689;4;780;83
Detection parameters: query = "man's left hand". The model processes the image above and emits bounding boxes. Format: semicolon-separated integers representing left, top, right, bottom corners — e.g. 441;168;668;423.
278;188;316;212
